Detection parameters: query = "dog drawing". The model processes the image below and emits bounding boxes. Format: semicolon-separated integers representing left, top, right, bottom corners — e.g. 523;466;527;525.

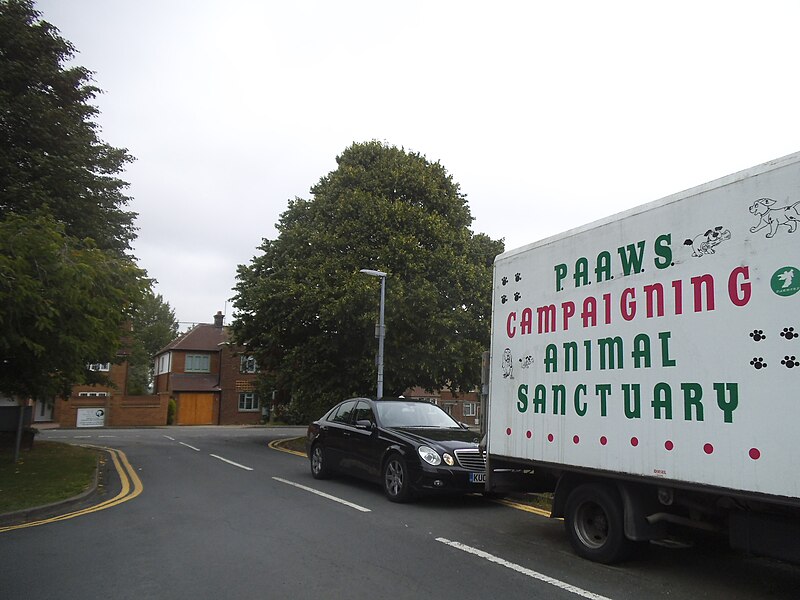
749;198;800;238
684;226;731;257
501;348;513;379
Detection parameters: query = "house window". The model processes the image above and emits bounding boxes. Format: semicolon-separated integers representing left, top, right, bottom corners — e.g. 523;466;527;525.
240;355;258;373
87;363;110;372
238;392;259;411
185;354;210;373
78;391;109;397
155;353;171;375
463;402;477;417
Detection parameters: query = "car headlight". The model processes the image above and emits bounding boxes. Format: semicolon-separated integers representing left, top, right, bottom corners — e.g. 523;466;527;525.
418;445;441;466
443;453;454;466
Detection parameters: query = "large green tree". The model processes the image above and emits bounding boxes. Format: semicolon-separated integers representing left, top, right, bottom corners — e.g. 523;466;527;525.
0;213;147;400
126;291;179;395
0;0;136;253
0;1;148;406
232;141;503;420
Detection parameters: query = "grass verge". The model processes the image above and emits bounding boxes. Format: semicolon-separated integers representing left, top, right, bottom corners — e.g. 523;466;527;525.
0;441;99;513
280;436;308;455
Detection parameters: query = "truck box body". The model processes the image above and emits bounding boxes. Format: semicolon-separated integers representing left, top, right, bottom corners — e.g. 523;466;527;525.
486;152;800;561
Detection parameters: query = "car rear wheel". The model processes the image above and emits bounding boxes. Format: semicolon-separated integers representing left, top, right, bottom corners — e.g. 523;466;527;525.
310;443;331;479
383;454;412;503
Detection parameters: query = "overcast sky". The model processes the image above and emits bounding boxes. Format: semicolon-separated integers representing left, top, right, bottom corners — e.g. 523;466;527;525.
35;0;800;328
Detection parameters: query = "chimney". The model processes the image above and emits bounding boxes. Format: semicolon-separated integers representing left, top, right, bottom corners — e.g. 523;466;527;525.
214;311;224;327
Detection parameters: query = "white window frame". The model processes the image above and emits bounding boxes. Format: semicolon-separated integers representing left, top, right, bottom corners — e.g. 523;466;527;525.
238;392;259;412
155;353;172;375
240;355;258;374
87;363;111;372
463;402;477;417
185;354;211;373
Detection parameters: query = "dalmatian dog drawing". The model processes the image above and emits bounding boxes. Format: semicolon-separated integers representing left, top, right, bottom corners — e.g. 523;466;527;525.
684;226;731;257
749;198;800;238
501;348;513;379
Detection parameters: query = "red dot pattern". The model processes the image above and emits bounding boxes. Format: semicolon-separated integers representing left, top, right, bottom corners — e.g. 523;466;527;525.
507;426;761;460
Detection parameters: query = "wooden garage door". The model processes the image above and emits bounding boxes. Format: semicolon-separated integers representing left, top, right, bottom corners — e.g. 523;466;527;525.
177;393;215;425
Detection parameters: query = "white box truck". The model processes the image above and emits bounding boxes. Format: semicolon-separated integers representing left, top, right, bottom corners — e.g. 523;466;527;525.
485;152;800;564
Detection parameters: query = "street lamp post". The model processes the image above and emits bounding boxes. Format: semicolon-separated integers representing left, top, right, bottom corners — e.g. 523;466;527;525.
360;269;387;398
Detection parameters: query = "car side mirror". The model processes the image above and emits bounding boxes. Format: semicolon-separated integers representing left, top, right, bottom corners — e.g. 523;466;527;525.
355;419;374;431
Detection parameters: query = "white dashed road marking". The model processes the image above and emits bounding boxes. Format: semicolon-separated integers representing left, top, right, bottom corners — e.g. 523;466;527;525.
210;454;253;471
272;477;372;513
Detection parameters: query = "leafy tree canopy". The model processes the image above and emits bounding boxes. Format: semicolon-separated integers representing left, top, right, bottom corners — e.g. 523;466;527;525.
0;1;150;402
0;212;147;399
0;0;136;254
126;291;179;395
232;141;503;420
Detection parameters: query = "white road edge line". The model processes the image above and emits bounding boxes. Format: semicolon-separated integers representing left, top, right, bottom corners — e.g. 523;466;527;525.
435;538;613;600
163;435;176;441
179;441;200;451
210;454;253;471
272;477;371;513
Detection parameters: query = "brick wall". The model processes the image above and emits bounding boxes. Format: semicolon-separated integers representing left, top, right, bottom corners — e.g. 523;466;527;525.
109;395;168;426
53;393;167;428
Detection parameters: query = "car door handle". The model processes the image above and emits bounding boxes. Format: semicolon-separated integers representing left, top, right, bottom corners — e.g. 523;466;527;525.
343;431;351;437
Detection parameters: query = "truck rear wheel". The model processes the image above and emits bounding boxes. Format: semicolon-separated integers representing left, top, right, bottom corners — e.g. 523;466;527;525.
564;483;634;564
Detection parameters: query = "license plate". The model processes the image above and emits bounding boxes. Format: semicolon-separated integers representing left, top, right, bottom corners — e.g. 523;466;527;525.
469;472;486;484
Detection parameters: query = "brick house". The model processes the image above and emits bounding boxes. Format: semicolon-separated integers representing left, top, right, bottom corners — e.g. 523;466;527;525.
404;386;482;428
153;311;262;425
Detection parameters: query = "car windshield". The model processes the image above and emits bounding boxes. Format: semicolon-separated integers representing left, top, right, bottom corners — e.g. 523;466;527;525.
375;401;461;429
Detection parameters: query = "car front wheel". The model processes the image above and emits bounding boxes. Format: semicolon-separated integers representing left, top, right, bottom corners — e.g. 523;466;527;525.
310;443;331;479
383;454;412;502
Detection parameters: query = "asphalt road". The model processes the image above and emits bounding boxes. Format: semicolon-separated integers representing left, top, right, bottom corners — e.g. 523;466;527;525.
1;427;799;599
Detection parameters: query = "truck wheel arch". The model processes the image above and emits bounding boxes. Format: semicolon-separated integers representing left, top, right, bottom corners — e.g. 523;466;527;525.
554;474;664;543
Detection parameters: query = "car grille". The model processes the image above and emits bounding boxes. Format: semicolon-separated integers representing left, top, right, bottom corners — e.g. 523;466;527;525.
454;449;486;471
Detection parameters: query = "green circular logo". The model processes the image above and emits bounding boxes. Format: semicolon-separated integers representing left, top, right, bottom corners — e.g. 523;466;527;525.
771;266;800;297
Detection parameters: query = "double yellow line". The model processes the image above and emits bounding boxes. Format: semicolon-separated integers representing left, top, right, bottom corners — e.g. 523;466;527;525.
0;445;143;533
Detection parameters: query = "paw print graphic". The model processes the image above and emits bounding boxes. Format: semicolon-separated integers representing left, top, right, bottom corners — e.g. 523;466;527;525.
501;276;508;286
514;292;522;301
501;295;508;304
781;356;798;369
515;273;522;282
750;357;767;370
781;327;799;340
749;330;766;342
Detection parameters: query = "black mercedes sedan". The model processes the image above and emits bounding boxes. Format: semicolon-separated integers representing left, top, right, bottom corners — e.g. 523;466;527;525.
306;397;486;502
